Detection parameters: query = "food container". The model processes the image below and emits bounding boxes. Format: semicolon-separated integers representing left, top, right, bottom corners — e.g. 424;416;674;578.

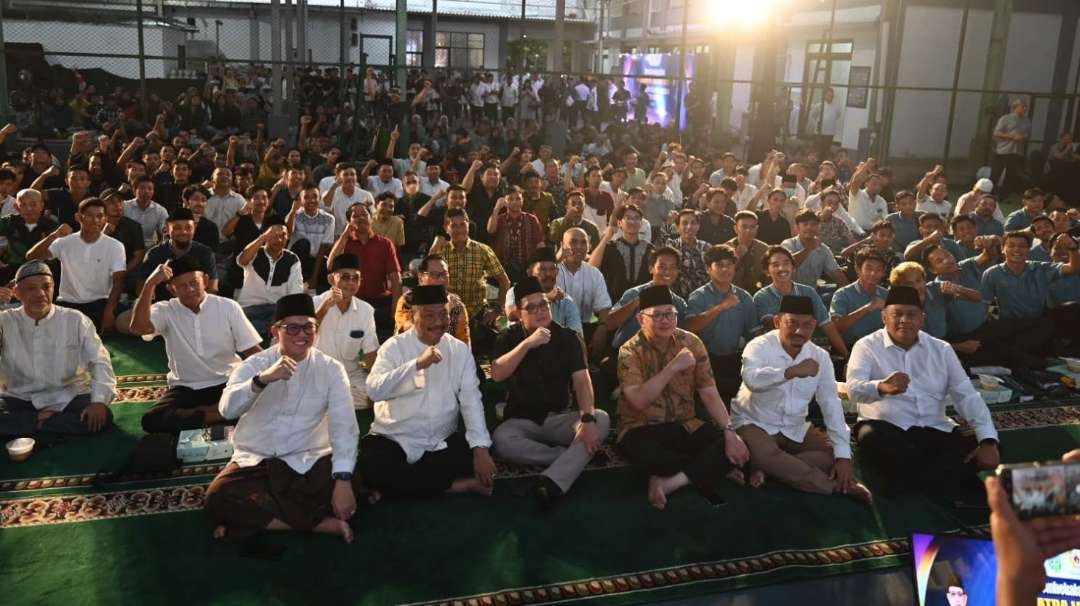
6;437;35;462
1064;358;1080;373
977;374;1003;391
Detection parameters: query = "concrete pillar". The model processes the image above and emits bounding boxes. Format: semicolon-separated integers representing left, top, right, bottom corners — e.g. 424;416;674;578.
549;0;565;72
271;0;283;113
970;0;1011;164
713;39;736;134
498;22;509;71
1043;3;1080;148
249;6;260;64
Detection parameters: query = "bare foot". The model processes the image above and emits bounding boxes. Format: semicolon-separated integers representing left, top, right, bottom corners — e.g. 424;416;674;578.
647;476;668;510
212;525;227;540
844;482;874;507
36;410;55;429
748;470;766;488
367;490;382;505
314;517;354;543
449;478;494;496
725;468;745;485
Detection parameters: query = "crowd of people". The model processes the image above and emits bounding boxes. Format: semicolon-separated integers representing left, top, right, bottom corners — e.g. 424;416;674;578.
0;69;1078;563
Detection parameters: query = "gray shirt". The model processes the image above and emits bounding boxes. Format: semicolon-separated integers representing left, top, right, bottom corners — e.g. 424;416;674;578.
994;112;1031;156
782;237;840;287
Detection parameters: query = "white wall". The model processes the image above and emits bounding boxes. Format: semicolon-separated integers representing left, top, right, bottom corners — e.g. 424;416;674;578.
2;20;170;78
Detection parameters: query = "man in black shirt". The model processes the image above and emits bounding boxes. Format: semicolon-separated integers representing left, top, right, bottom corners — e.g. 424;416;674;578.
490;276;609;508
0;189;58;284
181;185;220;253
34;165;93;228
101;188;147;276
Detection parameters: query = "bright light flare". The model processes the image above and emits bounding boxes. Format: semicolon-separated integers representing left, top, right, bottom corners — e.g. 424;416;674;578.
710;0;773;28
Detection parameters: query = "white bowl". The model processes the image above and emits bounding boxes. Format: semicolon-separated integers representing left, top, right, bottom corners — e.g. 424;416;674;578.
1064;358;1080;373
977;375;1002;391
6;437;35;462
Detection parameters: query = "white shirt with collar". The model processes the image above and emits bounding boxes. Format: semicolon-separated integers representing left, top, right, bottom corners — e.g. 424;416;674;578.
123;199;169;247
557;261;613;322
917;197;953;218
206;190;247;241
419;178;450;198
366;176;404;199
846;328;998;442
849;189;889;231
148;294;262;389
329;186;375;237
220;347;360;475
732;330;851;459
366;328;491;464
312;292;379;375
0;305;116;410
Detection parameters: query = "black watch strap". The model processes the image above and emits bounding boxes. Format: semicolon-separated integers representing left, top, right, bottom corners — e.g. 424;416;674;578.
580;413;596;423
979;438;998;446
251;374;267;389
332;472;353;482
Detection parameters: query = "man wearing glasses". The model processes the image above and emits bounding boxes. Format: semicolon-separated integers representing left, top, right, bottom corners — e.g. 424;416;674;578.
491;276;608;509
394;253;470;345
313;254;379;408
616;285;750;510
846;286;1000;508
206;293;361;543
362;285;495;499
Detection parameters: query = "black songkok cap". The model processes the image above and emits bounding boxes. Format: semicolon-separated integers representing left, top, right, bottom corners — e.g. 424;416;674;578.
638;285;674;311
168;207;195;222
166;255;203;279
778;295;814;316
513;276;544;303
529;246;557;266
885;285;923;308
274;293;316;321
330;253;361;273
411;284;448;306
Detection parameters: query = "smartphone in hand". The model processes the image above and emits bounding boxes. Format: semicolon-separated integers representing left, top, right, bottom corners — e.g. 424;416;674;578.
997;460;1080;519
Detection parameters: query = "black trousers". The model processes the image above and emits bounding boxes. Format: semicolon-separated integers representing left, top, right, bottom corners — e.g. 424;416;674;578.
618;422;731;494
709;353;742;405
0;393;111;438
991;153;1025;197
141;383;227;434
56;299;107;331
854;420;983;499
363;295;394;344
359;432;474;498
953;317;1054;370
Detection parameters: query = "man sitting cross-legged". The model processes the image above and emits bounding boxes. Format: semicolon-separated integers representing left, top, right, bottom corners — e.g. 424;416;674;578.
846;286;1000;507
313;253;380;408
732;295;872;504
491;276;610;509
205;294;361;543
361;285;496;499
128;256;263;434
0;261;116;439
616;285;750;510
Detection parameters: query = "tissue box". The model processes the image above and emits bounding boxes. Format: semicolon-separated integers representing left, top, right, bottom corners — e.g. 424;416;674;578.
176;427;235;463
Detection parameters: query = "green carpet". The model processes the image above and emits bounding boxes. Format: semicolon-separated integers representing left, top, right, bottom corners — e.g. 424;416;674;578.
3;336;1080;604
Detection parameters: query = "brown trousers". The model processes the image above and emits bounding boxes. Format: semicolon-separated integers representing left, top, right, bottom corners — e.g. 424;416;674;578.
205;455;338;537
736;424;836;495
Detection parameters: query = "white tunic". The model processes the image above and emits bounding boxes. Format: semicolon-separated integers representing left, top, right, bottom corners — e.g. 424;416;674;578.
0;306;116;410
220;347;359;474
846;329;998;442
366;328;491;464
732;331;852;459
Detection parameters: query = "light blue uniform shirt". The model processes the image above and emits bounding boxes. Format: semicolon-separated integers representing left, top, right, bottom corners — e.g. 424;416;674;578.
686;282;760;356
979;261;1064;320
885;212;921;249
611;283;687;349
753;282;831;327
829;282;888;344
1003;209;1042;232
505;289;584;334
929;257;989;337
1048;274;1080;308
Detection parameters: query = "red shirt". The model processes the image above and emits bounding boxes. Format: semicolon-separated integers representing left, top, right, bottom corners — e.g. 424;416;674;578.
344;233;401;300
493;211;544;268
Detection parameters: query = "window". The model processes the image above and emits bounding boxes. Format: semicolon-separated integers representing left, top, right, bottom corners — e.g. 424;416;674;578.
406;30;423;66
435;31;484;70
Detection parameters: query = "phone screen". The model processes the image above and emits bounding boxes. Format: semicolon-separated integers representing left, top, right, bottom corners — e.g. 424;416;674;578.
998;460;1080;519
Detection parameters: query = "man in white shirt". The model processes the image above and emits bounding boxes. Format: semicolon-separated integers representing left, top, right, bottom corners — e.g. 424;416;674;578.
313;254;379;408
419;164;449;198
917;182;953;219
364;160;405;199
846;286;1000;505
0;261;115;439
848;161;889;231
234;215;304;336
323;164;374;237
123;177;168;248
286;184;336;288
205;293;361;543
732;295;871;503
558;227;612;355
26;197;126;332
361;284;496;499
128;255;262;434
206;168;246;243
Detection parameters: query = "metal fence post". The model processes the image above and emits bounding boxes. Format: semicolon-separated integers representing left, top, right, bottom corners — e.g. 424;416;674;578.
136;0;149;121
0;0;11;121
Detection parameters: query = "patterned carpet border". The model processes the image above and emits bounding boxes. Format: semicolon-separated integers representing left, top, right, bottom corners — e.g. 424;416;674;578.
117;374;167;385
0;464;228;495
402;530;990;606
1;484;207;528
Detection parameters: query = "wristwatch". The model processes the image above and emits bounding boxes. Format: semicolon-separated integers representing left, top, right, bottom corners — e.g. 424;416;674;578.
979;438;998;447
332;472;353;482
580;413;596;424
251;374;268;389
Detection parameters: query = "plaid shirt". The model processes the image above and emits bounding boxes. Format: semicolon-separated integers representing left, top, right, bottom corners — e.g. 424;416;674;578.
617;328;715;441
446;238;507;317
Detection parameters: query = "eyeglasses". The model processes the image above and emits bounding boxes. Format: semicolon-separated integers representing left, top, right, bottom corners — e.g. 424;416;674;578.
642;310;678;322
522;301;551;314
335;273;360;282
422;271;449;280
281;322;316;335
